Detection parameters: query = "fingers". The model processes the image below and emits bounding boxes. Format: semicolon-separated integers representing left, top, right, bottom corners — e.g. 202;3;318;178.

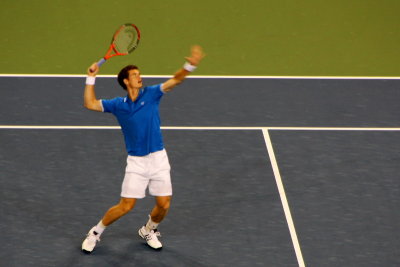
186;45;205;66
191;45;201;53
88;63;99;76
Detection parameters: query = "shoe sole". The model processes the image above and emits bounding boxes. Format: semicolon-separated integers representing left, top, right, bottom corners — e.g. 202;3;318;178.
82;249;93;254
82;227;98;254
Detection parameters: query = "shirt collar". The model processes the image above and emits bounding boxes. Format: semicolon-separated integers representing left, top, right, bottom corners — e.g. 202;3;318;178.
126;88;144;104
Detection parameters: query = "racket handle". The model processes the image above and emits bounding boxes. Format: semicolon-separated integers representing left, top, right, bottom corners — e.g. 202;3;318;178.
89;58;106;73
97;58;107;67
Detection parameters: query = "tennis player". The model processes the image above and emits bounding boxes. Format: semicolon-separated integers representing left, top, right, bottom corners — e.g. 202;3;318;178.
81;45;205;253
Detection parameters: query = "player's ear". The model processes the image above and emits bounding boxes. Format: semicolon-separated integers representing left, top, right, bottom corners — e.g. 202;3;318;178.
123;78;129;87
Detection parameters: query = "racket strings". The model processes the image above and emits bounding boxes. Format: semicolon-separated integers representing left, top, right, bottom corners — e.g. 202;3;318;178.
114;26;139;54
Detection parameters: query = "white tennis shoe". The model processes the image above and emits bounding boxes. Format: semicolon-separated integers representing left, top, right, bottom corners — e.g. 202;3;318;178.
82;226;100;253
138;226;162;250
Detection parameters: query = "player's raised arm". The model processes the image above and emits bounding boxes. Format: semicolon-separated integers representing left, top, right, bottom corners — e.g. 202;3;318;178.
84;63;103;112
161;45;205;92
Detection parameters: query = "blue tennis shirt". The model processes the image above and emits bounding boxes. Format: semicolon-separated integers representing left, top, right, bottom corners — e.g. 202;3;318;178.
102;84;164;156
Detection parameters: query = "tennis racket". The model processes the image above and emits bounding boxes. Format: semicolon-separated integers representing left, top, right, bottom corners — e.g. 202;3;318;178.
91;23;140;71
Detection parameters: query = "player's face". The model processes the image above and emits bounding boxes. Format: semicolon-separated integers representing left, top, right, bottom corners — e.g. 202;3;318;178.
125;69;142;89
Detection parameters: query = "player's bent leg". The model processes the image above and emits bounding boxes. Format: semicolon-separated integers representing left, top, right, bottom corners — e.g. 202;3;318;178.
102;197;137;226
151;195;172;222
82;198;137;253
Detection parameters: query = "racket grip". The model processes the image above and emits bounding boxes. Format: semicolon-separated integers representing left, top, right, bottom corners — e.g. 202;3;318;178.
89;58;106;73
97;58;107;67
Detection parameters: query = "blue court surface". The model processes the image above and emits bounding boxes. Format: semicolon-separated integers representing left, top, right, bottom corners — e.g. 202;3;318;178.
0;76;399;266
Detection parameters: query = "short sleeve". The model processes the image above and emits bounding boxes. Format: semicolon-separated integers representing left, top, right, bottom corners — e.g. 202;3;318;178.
102;97;120;113
146;84;163;101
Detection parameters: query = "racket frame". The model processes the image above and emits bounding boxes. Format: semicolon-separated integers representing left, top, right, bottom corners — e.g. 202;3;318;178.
97;23;140;67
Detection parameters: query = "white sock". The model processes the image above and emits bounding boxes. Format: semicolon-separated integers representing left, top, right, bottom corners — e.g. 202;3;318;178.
94;220;107;235
145;215;159;231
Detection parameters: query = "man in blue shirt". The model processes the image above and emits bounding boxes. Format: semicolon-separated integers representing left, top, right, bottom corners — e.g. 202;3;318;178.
82;45;205;253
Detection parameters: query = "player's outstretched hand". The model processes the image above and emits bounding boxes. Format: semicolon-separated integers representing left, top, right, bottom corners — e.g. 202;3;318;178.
88;63;99;76
185;45;205;66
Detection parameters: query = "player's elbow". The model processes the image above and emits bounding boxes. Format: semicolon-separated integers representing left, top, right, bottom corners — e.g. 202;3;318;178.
83;100;91;109
84;100;100;111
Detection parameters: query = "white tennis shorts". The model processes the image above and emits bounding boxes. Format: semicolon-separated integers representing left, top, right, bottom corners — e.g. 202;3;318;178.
121;149;172;199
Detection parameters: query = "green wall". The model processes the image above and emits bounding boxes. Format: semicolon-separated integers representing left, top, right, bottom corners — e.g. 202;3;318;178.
1;0;399;76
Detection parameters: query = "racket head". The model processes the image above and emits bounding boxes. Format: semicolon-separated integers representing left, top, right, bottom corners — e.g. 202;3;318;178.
112;23;140;55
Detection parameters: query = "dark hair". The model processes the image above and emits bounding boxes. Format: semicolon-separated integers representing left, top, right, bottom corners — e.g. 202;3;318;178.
117;65;139;90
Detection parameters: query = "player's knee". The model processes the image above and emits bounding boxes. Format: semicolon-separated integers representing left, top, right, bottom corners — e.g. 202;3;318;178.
119;199;135;213
156;197;171;211
160;202;170;211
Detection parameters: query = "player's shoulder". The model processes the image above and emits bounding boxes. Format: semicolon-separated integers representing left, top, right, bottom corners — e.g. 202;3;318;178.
102;96;127;107
144;84;162;91
106;96;126;102
143;84;163;96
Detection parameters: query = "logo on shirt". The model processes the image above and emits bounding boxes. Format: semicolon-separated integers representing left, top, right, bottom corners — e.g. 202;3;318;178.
141;101;145;106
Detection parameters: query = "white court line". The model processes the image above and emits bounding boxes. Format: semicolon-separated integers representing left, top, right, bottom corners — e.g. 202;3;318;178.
1;74;400;79
262;129;305;267
267;127;400;131
0;125;122;129
1;125;400;131
0;125;256;130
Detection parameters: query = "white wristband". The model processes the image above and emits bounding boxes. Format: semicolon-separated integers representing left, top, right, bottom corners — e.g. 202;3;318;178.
86;76;96;85
183;62;197;72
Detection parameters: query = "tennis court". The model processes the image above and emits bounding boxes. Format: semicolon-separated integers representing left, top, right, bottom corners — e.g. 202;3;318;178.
1;76;399;266
1;0;400;266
